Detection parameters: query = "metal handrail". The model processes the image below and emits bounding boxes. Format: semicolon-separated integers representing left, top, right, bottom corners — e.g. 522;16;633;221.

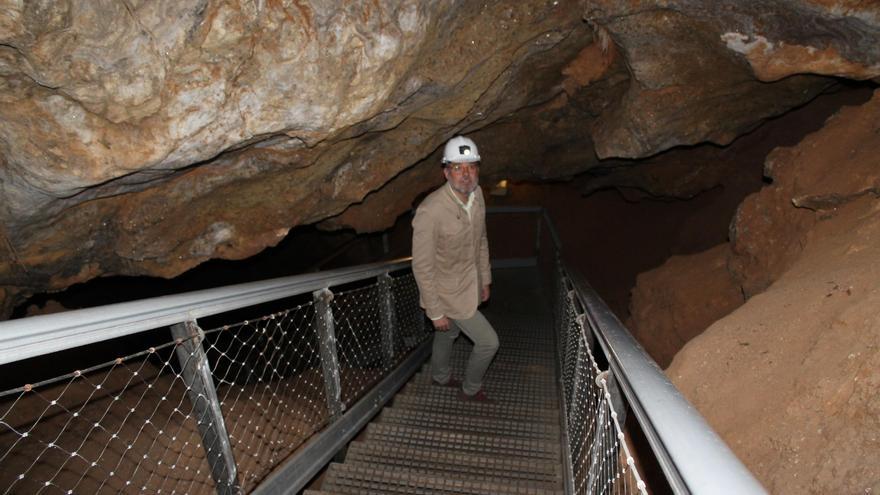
565;268;766;494
0;257;411;365
548;220;766;493
0;254;423;494
0;206;767;494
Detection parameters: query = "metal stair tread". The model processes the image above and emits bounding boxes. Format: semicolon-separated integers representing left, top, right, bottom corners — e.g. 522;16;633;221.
443;359;556;373
365;423;560;459
320;461;564;495
447;346;556;361
419;368;556;384
411;371;558;392
419;359;554;369
378;407;561;440
446;339;554;355
390;393;558;422
402;382;560;407
406;371;556;387
305;295;566;495
414;368;556;383
345;440;562;482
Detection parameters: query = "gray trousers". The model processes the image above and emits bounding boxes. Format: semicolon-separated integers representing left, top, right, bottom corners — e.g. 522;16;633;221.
430;310;499;395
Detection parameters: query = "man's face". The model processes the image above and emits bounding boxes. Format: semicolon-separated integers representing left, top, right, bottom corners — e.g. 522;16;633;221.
444;161;480;196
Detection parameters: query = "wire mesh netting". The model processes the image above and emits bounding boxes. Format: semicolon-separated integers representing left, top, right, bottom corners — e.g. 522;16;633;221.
390;272;430;353
556;270;648;495
201;301;329;492
330;271;430;409
331;282;387;407
0;269;430;494
0;342;216;494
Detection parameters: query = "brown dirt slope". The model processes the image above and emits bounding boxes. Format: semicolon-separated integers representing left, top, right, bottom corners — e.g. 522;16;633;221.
628;244;743;368
667;91;880;494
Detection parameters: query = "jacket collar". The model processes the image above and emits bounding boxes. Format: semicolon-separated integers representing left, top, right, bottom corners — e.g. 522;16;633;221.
445;182;475;219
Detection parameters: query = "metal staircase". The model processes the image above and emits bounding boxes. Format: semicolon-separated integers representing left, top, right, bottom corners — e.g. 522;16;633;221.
306;270;563;495
0;207;767;495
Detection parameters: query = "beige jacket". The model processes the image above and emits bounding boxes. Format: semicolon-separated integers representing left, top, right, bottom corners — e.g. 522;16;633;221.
412;183;491;320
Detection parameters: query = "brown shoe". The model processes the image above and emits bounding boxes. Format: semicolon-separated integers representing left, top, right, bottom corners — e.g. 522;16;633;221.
432;377;461;388
458;389;494;403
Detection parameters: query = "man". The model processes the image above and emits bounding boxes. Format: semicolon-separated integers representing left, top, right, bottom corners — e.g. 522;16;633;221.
411;135;498;402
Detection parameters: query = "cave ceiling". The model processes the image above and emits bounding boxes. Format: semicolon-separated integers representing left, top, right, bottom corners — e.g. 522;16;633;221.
0;0;878;314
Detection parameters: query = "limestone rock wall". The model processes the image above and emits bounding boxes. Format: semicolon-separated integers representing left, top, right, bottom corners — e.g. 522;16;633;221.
1;0;878;315
0;0;594;311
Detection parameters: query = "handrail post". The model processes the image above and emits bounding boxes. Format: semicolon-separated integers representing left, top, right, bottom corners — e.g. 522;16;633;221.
378;272;397;368
569;318;590;493
601;369;627;427
313;288;344;418
171;320;240;495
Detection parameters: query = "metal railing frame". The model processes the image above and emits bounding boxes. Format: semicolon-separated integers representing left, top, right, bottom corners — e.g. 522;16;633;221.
0;258;411;366
478;206;765;494
0;257;425;494
415;204;764;492
534;208;766;494
0;206;767;494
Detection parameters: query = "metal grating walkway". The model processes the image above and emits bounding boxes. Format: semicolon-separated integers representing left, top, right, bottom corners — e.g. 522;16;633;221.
305;268;563;495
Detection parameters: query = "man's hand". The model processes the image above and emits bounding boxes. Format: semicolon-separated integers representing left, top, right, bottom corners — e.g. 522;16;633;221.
481;285;491;302
432;316;451;331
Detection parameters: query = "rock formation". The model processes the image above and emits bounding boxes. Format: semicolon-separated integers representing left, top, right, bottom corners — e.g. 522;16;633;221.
625;86;874;366
628;244;743;368
660;91;880;494
2;1;878;315
0;0;592;314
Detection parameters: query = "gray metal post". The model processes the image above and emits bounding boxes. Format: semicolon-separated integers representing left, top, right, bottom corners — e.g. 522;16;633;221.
554;282;571;358
313;288;344;418
601;369;627;427
171;321;240;495
562;291;581;407
563;324;589;495
378;272;397;368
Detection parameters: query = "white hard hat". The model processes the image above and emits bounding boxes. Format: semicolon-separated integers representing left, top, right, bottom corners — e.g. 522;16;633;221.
441;136;481;164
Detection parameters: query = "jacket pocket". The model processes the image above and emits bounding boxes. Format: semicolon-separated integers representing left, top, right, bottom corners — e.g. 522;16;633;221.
437;221;469;255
